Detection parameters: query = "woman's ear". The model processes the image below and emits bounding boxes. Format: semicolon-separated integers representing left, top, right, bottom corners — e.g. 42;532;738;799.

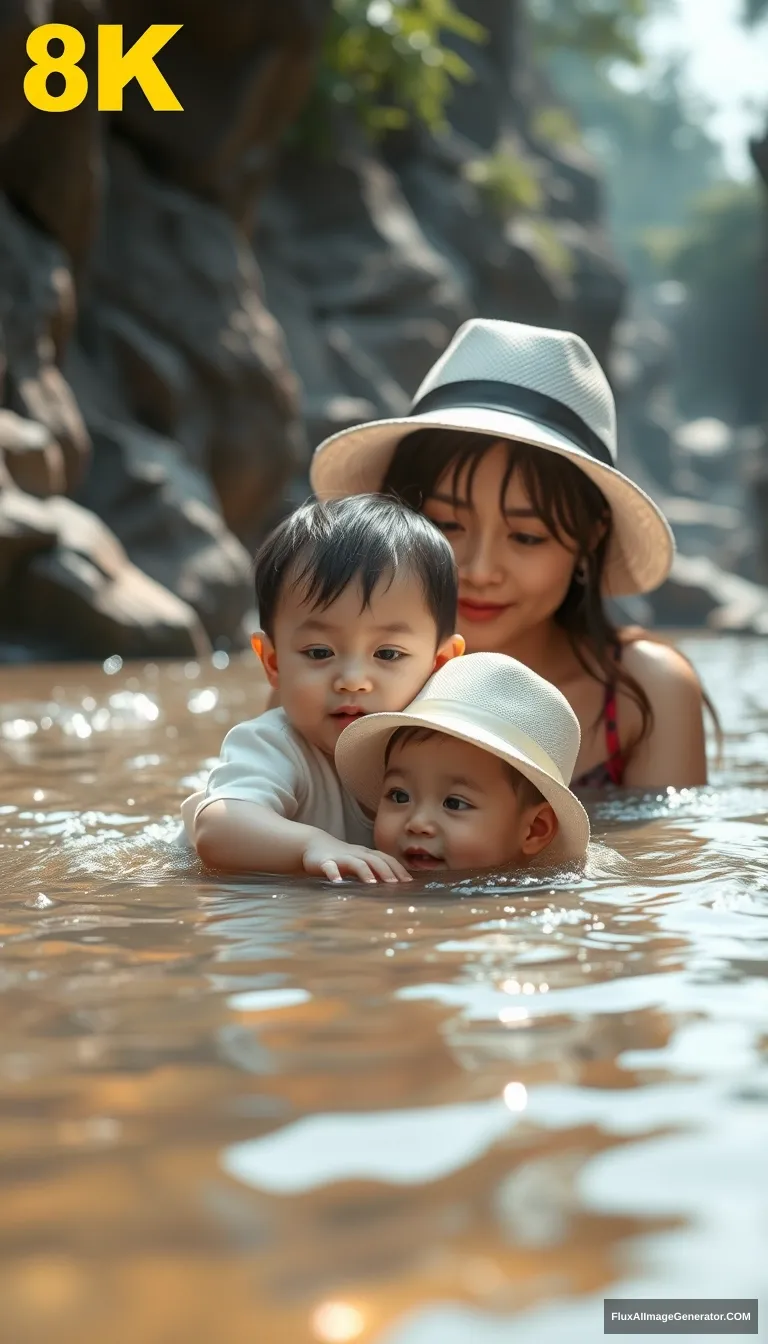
590;513;610;550
252;632;279;688
434;633;465;670
520;804;558;857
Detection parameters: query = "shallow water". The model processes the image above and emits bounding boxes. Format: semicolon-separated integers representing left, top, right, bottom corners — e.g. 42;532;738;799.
0;637;766;1344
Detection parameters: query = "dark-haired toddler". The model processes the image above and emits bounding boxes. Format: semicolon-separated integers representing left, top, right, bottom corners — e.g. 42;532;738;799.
180;496;464;883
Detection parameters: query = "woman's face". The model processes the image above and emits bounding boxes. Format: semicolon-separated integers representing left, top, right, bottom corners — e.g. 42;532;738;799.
423;442;579;654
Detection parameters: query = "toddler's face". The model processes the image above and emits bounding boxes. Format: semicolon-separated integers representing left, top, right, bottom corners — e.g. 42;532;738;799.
374;733;554;872
261;571;462;757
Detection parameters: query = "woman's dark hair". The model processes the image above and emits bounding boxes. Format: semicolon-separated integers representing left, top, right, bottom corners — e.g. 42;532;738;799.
255;494;457;643
383;428;655;741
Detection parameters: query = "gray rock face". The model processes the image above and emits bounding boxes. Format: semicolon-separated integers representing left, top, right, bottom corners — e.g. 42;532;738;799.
0;0;321;659
650;554;768;636
0;195;91;495
106;0;331;223
0;409;65;498
0;0;763;656
0;486;209;657
0;0;103;266
249;2;626;527
259;128;472;425
75;139;304;558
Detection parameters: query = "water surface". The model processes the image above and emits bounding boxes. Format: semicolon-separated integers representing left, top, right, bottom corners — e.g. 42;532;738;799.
0;638;766;1344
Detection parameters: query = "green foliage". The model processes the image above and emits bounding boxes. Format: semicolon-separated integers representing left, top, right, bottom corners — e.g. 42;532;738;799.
529;0;652;66
525;218;576;280
530;104;582;148
462;146;573;280
303;0;486;143
463;147;543;216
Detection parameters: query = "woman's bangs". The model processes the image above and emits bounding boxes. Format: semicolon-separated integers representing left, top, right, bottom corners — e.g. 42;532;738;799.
386;428;610;553
498;443;609;550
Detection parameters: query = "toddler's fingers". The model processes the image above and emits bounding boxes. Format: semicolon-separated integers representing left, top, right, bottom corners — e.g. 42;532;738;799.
379;854;413;883
363;854;401;884
321;861;343;883
342;858;377;884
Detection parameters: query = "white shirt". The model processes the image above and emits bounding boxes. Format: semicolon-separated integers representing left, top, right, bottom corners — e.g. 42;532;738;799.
179;708;373;847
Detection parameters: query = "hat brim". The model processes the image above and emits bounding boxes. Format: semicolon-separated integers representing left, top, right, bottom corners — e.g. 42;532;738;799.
310;407;675;597
335;705;590;867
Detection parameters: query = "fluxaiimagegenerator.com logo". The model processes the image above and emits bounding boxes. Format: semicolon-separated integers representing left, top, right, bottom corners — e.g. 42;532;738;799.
23;23;183;111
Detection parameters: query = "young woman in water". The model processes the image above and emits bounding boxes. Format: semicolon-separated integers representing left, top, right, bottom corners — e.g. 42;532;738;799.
309;318;709;790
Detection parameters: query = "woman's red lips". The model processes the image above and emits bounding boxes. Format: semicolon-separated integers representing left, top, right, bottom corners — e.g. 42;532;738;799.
458;599;509;622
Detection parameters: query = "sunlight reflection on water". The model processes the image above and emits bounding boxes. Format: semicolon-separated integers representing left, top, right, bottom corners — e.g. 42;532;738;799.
0;636;765;1344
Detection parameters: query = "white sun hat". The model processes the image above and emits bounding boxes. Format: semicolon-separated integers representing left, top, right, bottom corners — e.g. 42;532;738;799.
335;652;590;866
310;317;675;597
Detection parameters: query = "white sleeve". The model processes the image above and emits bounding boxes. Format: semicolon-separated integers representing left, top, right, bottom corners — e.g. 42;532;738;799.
192;713;306;823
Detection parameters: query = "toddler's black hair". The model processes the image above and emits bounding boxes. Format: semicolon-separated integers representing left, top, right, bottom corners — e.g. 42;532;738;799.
255;495;457;643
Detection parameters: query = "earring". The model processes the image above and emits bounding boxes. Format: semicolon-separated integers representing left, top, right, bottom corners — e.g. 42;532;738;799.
574;559;588;586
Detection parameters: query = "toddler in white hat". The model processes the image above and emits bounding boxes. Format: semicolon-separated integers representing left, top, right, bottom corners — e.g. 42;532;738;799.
335;652;590;873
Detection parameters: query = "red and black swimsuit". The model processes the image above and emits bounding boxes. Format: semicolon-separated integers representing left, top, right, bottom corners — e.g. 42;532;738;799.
572;645;626;788
573;681;625;788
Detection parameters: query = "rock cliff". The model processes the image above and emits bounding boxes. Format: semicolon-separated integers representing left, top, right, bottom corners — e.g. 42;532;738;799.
0;1;765;658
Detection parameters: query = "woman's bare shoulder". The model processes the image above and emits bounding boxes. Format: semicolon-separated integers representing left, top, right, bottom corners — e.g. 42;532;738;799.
617;635;707;786
620;634;703;698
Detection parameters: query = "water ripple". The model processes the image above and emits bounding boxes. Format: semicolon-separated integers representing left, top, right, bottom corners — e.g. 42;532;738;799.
0;637;765;1343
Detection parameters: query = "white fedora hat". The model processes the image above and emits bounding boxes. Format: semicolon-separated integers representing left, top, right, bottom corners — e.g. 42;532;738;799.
335;652;590;866
310;318;675;597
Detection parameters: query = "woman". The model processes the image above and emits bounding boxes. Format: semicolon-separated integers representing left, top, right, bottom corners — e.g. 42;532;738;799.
309;317;708;789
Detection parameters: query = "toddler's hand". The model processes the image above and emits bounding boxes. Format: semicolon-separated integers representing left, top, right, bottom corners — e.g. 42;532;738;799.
302;838;412;885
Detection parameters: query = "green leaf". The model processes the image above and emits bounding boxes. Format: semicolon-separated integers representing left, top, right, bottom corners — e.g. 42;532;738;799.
294;0;487;146
464;149;544;216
